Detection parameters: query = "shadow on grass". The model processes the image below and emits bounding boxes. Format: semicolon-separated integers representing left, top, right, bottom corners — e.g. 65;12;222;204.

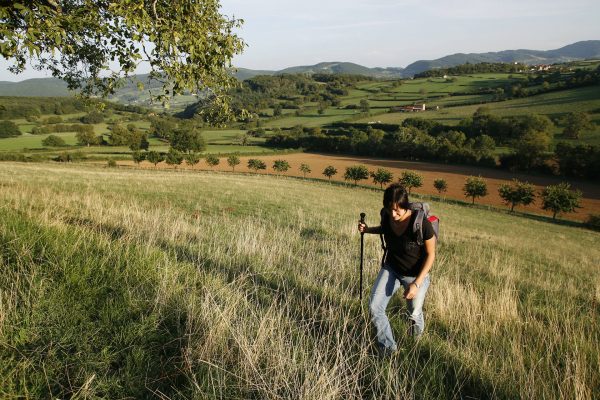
153;237;518;399
63;216;127;240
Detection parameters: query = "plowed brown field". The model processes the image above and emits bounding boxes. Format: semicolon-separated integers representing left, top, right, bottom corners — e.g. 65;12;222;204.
120;152;600;221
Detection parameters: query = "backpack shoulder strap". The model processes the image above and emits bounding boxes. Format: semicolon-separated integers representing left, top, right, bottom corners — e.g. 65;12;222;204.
379;208;387;267
413;209;425;246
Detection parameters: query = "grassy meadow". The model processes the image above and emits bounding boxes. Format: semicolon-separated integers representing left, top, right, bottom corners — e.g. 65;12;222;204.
0;162;598;399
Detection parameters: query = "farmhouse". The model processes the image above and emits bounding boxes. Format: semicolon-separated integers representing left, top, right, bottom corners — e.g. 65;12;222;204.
390;103;426;112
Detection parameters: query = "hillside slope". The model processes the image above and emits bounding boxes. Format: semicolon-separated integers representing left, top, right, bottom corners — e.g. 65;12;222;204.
1;163;597;399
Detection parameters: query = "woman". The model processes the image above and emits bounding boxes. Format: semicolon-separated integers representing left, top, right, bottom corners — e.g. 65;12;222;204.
358;183;436;353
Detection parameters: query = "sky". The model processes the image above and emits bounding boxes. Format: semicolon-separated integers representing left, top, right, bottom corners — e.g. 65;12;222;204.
1;0;599;81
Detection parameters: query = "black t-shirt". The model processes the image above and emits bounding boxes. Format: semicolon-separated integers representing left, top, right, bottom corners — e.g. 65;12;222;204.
382;211;435;277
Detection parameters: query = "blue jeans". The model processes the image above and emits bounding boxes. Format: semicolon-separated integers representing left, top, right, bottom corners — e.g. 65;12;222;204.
369;266;431;351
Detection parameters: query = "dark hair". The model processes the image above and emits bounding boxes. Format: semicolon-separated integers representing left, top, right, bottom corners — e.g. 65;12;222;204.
383;183;409;209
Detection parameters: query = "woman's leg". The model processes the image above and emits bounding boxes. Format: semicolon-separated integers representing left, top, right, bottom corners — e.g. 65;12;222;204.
369;267;402;351
399;275;431;336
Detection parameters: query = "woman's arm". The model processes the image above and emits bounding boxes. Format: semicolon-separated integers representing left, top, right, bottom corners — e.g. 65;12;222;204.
405;236;436;299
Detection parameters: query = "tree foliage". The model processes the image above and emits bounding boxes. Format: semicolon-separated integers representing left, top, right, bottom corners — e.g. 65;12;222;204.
433;179;448;194
42;134;66;147
165;148;184;167
498;179;536;212
146;150;164;167
0;0;245;113
247;158;266;172
562;112;594;139
205;154;220;168
75;129;97;146
185;152;201;167
170;126;205;153
554;142;600;179
541;182;582;220
272;159;290;174
299;163;311;178
322;165;337;180
399;171;423;194
150;117;178;139
370;168;393;188
0;120;22;138
463;176;488;204
227;154;240;171
344;165;369;185
132;150;146;164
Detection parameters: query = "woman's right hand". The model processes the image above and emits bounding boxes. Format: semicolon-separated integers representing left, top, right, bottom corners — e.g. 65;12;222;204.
358;222;367;234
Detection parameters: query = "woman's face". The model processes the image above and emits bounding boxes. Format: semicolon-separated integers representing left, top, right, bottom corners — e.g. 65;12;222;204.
388;203;409;222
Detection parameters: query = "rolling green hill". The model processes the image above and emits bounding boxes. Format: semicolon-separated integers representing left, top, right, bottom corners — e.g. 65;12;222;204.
2;40;598;102
1;162;598;398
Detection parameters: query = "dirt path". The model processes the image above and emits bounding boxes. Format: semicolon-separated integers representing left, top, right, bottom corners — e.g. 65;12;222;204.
120;152;600;221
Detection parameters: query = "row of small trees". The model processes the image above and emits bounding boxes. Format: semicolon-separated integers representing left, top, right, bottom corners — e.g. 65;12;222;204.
131;151;584;220
342;165;582;220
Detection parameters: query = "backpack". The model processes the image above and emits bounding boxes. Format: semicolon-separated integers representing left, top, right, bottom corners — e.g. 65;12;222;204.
379;202;439;266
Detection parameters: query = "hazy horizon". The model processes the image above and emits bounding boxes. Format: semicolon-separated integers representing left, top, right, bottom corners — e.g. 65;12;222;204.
1;0;599;81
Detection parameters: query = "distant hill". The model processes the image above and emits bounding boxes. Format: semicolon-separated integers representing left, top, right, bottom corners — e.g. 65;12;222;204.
0;78;70;97
402;40;600;76
234;68;276;80
276;61;404;78
2;40;598;100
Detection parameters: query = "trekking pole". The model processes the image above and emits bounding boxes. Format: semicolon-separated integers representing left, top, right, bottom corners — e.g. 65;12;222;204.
359;212;366;301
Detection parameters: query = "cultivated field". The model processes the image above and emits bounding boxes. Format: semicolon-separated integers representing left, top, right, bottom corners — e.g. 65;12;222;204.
122;152;600;221
1;162;597;399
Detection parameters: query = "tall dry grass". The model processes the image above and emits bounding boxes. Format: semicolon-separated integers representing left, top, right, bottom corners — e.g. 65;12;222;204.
0;162;598;399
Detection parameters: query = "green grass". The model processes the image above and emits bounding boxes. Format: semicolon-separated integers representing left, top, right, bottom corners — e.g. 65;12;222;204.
0;132;80;150
0;162;598;399
263;108;359;128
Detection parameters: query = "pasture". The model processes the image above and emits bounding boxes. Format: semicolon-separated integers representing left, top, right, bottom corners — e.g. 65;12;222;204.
1;162;598;399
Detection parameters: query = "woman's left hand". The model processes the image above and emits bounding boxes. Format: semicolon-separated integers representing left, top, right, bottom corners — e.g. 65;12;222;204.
404;283;419;300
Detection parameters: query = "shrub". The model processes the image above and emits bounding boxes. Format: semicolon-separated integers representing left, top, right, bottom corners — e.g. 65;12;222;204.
107;159;117;168
0;120;22;138
80;111;104;124
42;135;67;147
54;153;72;162
43;116;63;124
586;214;600;230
